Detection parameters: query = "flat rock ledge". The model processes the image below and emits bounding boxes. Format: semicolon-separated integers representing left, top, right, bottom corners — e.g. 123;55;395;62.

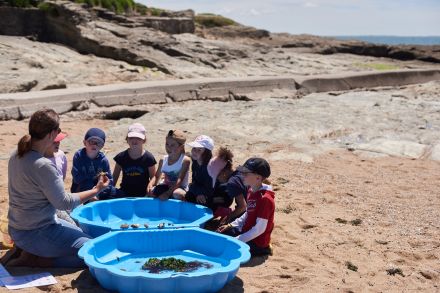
0;69;439;120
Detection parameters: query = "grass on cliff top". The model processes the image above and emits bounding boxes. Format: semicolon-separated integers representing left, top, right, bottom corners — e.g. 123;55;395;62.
195;13;237;28
354;62;400;71
6;0;162;15
75;0;135;14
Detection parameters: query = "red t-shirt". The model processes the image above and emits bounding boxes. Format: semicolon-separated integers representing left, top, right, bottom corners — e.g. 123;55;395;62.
241;187;275;248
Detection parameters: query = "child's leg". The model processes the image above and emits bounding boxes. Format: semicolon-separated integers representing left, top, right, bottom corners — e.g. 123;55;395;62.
247;241;273;257
152;184;170;197
171;188;186;200
185;191;197;203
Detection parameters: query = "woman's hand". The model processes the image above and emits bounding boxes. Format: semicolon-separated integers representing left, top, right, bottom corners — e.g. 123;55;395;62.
196;194;206;204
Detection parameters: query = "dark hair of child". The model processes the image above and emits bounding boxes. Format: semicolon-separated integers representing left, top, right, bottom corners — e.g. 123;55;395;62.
201;149;213;165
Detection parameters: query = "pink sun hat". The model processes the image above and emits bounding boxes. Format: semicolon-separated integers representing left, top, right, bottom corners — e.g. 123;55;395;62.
54;132;67;142
207;156;228;188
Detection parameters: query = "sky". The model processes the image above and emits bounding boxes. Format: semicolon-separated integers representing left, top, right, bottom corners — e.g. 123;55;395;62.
138;0;440;36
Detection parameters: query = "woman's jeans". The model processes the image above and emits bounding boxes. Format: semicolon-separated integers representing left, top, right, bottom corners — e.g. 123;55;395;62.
9;219;91;268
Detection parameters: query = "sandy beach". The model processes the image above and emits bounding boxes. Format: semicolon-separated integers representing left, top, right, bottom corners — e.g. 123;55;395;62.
1;80;439;292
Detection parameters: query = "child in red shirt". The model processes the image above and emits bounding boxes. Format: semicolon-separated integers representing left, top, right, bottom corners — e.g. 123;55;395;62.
217;157;275;256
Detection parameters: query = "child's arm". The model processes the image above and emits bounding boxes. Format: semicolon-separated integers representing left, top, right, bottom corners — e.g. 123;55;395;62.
236;196;274;243
236;218;268;243
159;156;190;200
146;164;157;195
62;153;68;181
71;151;88;185
112;163;122;186
102;157;114;186
217;211;247;233
224;194;247;224
150;159;163;189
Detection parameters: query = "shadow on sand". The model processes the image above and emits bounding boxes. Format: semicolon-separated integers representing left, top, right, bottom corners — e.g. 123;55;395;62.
242;255;269;267
219;276;244;293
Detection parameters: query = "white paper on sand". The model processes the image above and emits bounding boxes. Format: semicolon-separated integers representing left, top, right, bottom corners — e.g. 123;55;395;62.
0;264;56;290
0;264;11;286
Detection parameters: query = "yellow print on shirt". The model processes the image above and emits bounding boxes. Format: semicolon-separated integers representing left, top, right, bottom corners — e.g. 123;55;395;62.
127;172;141;176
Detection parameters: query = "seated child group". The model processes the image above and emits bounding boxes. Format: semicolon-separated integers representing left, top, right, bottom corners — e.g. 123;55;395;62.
52;123;275;256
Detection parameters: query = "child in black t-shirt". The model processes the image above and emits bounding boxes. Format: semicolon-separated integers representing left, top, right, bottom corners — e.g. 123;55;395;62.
112;123;157;197
185;135;215;205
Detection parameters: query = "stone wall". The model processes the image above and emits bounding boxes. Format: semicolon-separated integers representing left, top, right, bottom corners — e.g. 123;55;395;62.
0;5;194;38
0;7;45;36
139;17;194;34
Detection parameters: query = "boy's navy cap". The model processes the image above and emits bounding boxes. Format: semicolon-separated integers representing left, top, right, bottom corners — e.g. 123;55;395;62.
237;157;271;178
84;128;106;144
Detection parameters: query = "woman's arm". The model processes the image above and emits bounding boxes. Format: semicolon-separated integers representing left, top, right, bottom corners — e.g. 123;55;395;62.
77;175;110;204
43;165;109;210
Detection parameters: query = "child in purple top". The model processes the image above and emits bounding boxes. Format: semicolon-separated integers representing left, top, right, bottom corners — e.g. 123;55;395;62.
44;131;76;225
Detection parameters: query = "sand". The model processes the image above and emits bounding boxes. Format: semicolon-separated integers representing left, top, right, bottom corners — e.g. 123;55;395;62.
0;83;439;292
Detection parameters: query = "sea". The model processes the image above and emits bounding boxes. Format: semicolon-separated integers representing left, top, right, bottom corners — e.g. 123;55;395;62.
331;36;440;46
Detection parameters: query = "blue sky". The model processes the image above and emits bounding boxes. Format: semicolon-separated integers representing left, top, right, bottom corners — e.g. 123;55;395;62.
138;0;440;36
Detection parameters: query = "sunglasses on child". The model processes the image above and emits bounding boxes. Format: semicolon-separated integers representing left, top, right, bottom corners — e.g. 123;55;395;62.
87;139;104;147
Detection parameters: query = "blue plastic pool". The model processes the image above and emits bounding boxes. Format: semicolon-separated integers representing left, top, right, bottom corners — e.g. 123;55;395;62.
78;228;250;293
71;198;213;238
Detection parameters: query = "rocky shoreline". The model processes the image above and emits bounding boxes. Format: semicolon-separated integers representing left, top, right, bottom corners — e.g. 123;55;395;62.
0;1;439;95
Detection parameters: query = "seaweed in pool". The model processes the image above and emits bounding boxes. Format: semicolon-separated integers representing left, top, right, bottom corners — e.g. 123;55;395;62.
142;257;213;273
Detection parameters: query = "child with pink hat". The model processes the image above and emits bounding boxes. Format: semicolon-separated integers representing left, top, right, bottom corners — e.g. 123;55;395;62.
45;131;68;180
112;123;157;197
44;131;76;225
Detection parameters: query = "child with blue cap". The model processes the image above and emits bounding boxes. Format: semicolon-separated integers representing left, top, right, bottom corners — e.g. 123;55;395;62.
71;128;114;200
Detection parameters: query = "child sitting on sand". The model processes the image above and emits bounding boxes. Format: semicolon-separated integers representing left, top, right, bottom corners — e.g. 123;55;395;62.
71;128;114;201
209;148;248;224
113;123;157;197
150;129;190;200
45;131;76;225
45;131;68;180
185;135;215;206
217;157;275;257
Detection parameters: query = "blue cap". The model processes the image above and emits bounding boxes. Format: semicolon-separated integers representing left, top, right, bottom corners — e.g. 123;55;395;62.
84;128;106;145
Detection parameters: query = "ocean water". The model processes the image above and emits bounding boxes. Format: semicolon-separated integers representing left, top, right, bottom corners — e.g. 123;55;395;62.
331;36;440;46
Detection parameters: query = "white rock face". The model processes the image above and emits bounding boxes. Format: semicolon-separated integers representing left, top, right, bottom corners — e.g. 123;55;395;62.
61;81;440;163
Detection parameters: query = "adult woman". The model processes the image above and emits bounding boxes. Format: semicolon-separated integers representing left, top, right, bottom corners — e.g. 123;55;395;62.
7;109;109;267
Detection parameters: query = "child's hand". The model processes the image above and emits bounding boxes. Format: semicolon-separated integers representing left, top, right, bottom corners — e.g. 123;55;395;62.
219;216;228;226
146;183;154;195
196;195;206;204
216;224;232;233
158;192;169;201
96;174;109;191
